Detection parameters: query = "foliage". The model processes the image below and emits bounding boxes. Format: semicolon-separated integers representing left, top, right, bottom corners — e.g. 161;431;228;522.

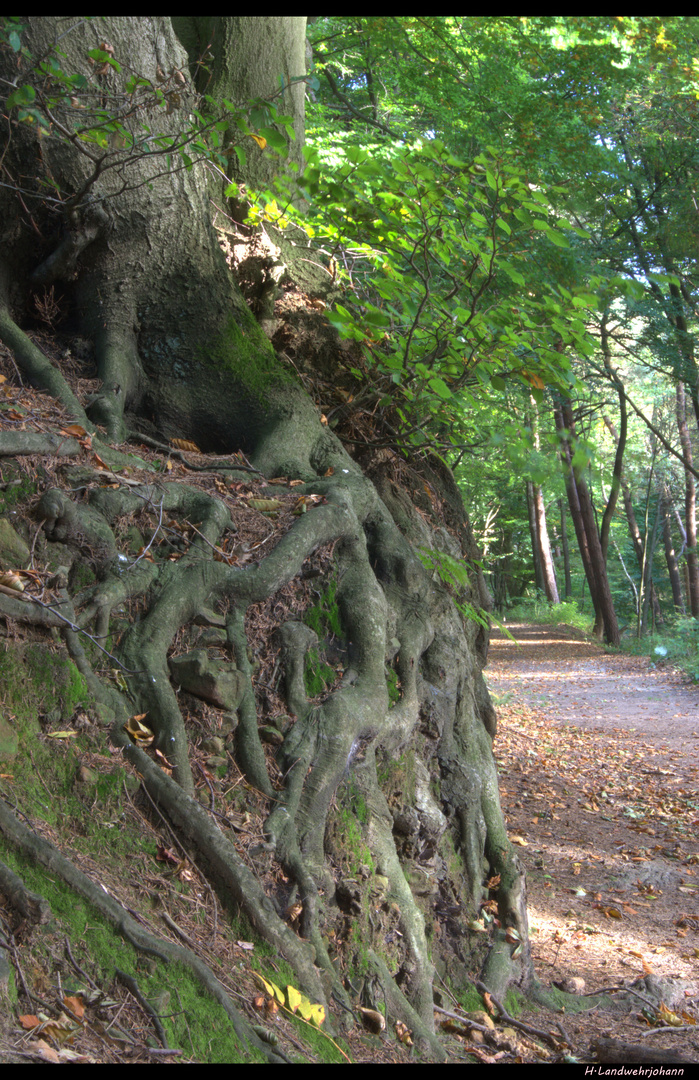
0;17;298;212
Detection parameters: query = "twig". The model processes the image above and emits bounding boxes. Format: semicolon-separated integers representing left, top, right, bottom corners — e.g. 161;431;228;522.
639;1025;698;1038
433;1003;495;1038
127;431;264;476
128;494;164;569
474;982;567;1050
115;967;169;1048
64;937;100;990
161;910;198;950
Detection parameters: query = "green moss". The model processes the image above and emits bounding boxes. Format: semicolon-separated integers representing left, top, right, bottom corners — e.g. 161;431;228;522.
385;665;400;705
304;646;335;697
0;469;37;513
376;747;416;806
304;573;342;640
0;843;262;1062
303;573;343;697
203;314;292;403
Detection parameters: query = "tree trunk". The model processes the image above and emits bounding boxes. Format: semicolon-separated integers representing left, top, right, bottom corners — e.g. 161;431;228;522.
526;480;545;594
660;484;685;614
0;16;530;1054
559;498;573;599
554;399;620;646
603;415;663;631
527;481;559;604
675;382;699;617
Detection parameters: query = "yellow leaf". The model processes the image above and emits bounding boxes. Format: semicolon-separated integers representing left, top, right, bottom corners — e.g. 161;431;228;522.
521;369;545;389
286;985;325;1027
257;975;285;1004
47;730;78;740
658;1001;682;1027
124;713;154;745
510;835;528;846
170;438;201;452
248;498;283;513
249;133;267;149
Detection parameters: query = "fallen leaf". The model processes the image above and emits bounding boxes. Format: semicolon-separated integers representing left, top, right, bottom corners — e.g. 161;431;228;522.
0;570;24;592
124;713;154;745
170;438;201;452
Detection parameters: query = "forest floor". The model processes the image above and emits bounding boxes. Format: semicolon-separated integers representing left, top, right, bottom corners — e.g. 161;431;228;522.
486;622;699;1064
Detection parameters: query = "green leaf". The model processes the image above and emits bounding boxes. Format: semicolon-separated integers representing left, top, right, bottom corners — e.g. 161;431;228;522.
428;376;452;400
6;84;35;109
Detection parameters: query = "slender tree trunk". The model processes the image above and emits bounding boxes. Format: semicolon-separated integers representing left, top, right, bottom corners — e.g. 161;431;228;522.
555;399;620;646
559;498;573;599
532;484;559;603
676;382;699;617
526;481;545;595
660;484;685;614
639;499;662;635
603;415;664;630
525;396;558;604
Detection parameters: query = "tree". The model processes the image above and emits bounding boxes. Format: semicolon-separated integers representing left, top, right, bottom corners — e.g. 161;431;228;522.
0;17;529;1060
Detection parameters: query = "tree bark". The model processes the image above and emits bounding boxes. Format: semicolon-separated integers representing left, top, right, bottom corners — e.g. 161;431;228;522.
559;498;573;599
554;399;620;646
660;483;685;614
675;382;699;617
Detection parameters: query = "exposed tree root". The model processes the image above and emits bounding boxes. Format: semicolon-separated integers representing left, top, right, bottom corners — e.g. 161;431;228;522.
0;343;531;1059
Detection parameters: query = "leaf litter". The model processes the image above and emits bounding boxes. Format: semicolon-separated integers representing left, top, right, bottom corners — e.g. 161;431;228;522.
487;623;699;1060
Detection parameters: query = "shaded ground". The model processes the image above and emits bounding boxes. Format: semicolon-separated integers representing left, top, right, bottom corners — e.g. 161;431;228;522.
487;623;699;1062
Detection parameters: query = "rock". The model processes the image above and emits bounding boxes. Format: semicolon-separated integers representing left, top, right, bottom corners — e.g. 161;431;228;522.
200;736;225;754
168;650;246;710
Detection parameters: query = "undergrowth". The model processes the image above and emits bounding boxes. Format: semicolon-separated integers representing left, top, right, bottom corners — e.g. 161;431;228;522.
504;597;591;634
624;614;699;682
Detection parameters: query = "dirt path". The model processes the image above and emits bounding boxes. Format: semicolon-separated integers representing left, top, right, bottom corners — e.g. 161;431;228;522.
486;623;699;1060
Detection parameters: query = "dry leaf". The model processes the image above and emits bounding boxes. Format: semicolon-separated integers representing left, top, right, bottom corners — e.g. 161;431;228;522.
248;497;282;513
170;438;201;452
63;995;85;1020
124;713;154;745
395;1019;413;1045
359;1007;385;1033
0;570;24;592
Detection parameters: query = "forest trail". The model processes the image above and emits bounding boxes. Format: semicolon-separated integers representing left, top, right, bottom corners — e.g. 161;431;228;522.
488;622;699;752
485;623;699;1058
